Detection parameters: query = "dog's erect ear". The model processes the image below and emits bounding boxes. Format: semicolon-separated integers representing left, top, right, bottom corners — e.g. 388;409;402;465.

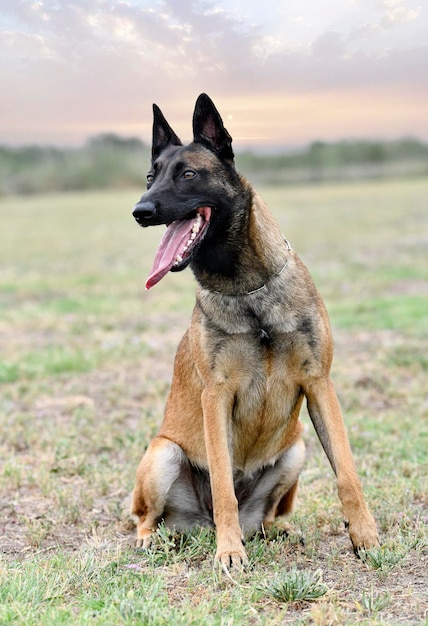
152;104;182;162
192;94;234;163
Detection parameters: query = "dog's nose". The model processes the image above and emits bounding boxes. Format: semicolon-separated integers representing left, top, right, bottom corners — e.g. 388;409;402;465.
133;201;157;223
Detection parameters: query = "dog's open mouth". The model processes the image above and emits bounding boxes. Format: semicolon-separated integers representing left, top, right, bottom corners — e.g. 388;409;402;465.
145;207;211;289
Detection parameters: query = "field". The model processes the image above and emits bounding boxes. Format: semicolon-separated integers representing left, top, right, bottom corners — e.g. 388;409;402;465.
0;180;427;625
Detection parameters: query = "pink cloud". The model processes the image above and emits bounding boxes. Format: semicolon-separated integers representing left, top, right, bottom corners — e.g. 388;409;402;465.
0;0;427;145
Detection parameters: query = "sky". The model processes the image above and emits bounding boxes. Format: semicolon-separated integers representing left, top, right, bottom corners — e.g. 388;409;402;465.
1;0;427;149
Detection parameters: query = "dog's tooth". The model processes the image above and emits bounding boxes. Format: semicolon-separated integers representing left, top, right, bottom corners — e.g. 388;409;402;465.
192;215;202;233
176;255;183;264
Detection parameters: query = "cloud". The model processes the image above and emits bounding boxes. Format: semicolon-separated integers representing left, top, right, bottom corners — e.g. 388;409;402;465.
0;0;427;145
310;31;347;59
379;0;421;27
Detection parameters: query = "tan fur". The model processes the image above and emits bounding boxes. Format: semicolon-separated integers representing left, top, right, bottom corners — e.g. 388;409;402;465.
132;187;379;569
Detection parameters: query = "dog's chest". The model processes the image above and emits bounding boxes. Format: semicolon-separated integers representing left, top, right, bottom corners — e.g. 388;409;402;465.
201;327;303;465
199;289;320;366
195;292;320;468
201;290;299;336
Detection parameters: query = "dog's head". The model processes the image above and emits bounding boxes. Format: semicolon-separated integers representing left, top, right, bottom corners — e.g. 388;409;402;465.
133;94;242;289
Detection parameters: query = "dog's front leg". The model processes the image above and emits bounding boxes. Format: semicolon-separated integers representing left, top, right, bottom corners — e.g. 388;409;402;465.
306;378;379;553
201;386;248;570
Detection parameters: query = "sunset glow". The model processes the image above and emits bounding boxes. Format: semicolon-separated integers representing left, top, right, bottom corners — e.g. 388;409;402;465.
1;0;427;148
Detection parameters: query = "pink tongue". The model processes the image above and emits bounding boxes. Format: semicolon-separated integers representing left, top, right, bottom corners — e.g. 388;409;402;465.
145;218;195;289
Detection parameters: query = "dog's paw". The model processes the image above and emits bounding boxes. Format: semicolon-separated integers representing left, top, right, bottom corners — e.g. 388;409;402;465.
136;530;154;550
263;517;294;538
347;514;380;555
215;544;248;571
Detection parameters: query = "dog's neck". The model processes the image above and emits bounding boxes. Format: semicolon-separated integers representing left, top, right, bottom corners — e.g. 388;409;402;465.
191;185;291;295
210;240;291;297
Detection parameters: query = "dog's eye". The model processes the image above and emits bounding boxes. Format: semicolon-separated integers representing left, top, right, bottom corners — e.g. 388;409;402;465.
146;173;154;184
182;170;196;179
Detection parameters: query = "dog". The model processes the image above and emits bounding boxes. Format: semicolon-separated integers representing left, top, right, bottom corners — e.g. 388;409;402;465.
131;94;379;569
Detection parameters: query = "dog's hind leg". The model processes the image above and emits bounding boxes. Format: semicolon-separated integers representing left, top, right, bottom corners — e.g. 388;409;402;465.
262;437;306;533
236;437;306;537
131;436;185;548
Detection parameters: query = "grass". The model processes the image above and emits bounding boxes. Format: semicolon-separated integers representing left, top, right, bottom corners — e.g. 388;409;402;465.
0;180;427;625
262;568;329;603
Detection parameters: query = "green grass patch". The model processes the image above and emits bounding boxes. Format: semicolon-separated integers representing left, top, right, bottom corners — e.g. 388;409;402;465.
0;551;169;626
329;294;427;332
0;346;99;383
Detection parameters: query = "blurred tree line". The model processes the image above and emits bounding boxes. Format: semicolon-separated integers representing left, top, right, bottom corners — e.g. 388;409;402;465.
0;134;427;195
0;134;150;195
237;137;428;185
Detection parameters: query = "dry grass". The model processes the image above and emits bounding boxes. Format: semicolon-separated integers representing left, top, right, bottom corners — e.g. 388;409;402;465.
0;181;427;624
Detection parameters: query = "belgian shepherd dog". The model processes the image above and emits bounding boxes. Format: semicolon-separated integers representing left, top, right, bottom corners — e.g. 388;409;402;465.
131;94;379;569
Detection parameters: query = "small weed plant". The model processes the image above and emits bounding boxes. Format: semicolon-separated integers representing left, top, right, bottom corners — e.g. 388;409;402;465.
359;542;412;572
360;585;392;615
263;567;329;603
